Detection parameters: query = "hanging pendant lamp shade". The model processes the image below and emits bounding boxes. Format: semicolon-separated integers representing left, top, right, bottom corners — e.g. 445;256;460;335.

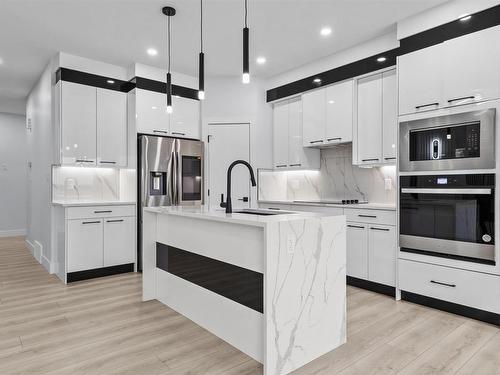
242;0;250;84
163;6;176;113
198;0;205;100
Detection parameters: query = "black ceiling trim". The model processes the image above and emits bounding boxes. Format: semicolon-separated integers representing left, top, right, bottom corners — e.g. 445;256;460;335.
399;4;500;55
55;68;134;92
135;77;200;101
266;48;398;102
266;4;500;103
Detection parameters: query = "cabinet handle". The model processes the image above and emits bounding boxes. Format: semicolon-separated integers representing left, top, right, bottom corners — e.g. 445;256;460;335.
347;224;365;229
358;214;377;218
82;221;100;225
106;219;124;223
267;207;281;210
430;280;456;288
309;140;324;144
415;102;439;109
276;165;287;168
94;210;112;213
447;96;475;104
289;163;302;167
362;158;380;162
327;137;342;141
370;227;389;231
76;159;95;163
384;157;396;160
153;130;169;134
172;132;186;136
99;161;116;164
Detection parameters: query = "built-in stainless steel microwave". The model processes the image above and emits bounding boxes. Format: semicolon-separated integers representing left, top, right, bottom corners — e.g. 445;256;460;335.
399;109;496;172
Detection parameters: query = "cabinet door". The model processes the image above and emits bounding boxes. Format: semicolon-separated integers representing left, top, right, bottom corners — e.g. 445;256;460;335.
135;89;170;135
273;100;289;169
398;43;444;115
382;70;397;163
288;99;319;169
67;219;103;272
170;96;201;140
97;89;127;167
368;225;396;287
346;223;368;279
326;80;353;144
61;81;97;165
357;74;382;165
103;216;135;267
443;26;500;106
302;89;326;147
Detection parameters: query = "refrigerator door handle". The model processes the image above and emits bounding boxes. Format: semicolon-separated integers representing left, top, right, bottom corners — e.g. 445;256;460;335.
141;136;149;208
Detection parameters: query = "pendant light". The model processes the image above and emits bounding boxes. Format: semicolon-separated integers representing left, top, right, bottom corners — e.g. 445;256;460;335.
163;6;176;113
242;0;250;84
198;0;205;100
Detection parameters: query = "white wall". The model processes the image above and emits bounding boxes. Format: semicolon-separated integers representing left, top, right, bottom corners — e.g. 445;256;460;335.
0;98;26;116
0;112;27;236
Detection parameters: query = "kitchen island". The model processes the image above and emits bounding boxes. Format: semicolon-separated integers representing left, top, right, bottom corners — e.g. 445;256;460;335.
142;206;346;375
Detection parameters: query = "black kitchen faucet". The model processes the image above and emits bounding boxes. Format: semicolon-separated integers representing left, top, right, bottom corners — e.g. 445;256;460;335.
220;160;256;214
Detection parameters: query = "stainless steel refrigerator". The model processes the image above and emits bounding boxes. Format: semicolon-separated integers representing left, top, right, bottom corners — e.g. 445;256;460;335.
137;135;204;270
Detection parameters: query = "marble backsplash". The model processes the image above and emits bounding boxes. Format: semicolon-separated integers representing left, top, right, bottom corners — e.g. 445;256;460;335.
258;144;396;204
52;166;120;202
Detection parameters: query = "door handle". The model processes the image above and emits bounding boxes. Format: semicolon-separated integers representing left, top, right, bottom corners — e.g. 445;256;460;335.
384;157;396;160
82;221;101;225
276;165;287;168
370;227;389;231
289;164;302;167
99;161;117;164
347;224;365;229
106;219;124;223
76;159;95;163
94;210;112;213
362;158;380;162
172;132;186;136
415;102;439;109
447;96;475;104
358;214;377;218
153;130;169;134
327;137;342;141
430;280;456;288
309;140;324;144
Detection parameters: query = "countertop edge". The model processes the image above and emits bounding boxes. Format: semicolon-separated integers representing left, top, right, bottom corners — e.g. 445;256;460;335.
52;201;137;207
258;200;396;211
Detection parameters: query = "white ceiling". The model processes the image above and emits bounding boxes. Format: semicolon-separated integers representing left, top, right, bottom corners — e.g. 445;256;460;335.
0;0;447;108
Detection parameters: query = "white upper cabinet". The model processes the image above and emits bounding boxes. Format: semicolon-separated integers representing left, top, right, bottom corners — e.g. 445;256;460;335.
273;98;319;170
357;73;383;165
302;89;326;147
135;89;170;135
443;25;500;106
273;100;289;168
382;70;398;162
170;96;201;140
97;89;127;167
398;43;444;115
325;80;353;144
399;26;500;115
60;81;97;165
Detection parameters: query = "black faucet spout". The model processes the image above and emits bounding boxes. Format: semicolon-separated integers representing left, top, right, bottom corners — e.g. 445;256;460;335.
222;160;256;214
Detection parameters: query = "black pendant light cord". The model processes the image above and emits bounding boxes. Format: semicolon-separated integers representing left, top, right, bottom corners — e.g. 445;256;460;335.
244;0;248;28
167;15;171;73
200;0;203;52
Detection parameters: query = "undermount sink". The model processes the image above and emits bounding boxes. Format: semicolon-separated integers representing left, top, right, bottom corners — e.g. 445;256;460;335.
233;209;294;216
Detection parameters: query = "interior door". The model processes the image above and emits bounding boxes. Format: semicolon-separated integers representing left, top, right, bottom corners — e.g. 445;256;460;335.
208;123;250;210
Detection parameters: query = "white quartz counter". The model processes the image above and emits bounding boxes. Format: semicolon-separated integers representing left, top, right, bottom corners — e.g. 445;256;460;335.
144;206;334;227
52;200;136;207
258;199;396;211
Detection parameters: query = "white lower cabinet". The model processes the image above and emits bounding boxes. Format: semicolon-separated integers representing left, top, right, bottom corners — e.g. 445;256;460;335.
64;205;136;276
347;223;368;279
103;216;136;266
368;225;396;286
67;219;104;272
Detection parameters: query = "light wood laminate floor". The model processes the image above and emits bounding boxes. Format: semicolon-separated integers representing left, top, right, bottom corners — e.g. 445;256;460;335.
1;236;499;374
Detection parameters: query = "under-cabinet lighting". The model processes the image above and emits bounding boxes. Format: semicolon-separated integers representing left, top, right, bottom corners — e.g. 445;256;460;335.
377;57;387;63
459;14;471;21
106;79;115;84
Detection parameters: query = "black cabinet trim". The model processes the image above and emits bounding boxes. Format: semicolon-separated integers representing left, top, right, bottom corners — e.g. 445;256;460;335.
347;276;396;297
401;291;500;326
156;243;264;313
55;68;199;100
67;263;134;283
266;4;500;103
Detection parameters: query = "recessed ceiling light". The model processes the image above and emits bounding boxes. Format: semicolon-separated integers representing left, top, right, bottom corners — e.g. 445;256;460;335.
106;79;115;84
377;57;387;63
320;27;332;36
147;48;158;56
328;100;335;104
459;14;471;21
313;78;322;85
256;56;266;65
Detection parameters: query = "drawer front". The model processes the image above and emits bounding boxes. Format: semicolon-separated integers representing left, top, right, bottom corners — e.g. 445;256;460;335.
291;205;344;216
66;205;136;219
399;259;500;313
258;203;292;211
345;208;395;225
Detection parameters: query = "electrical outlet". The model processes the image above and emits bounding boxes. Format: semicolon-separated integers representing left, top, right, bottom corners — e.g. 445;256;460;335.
287;236;295;254
384;178;392;191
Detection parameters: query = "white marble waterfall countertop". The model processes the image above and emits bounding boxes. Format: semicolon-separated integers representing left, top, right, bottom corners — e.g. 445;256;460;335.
144;206;338;227
52;200;136;207
258;199;396;211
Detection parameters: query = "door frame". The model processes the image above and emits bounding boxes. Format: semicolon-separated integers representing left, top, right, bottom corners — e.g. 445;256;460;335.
207;122;251;209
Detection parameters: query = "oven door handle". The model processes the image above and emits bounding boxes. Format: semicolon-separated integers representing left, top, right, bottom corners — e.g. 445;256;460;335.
401;188;492;195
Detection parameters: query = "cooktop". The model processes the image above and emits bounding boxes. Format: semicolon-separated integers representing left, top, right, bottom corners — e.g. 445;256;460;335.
293;199;368;205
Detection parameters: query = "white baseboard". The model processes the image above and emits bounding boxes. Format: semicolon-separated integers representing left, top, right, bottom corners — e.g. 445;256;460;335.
0;229;26;238
41;255;51;273
33;240;42;263
25;239;35;255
